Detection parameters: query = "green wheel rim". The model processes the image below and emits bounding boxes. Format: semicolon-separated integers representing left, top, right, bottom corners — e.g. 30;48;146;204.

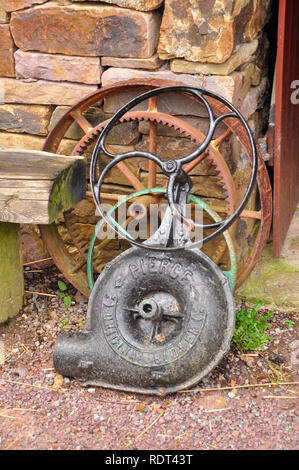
87;188;237;291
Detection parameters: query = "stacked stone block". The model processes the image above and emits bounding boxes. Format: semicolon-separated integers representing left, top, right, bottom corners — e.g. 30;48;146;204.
0;0;272;145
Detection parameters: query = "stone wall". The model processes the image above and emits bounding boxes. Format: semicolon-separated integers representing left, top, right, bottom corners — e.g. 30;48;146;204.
0;0;272;135
0;0;273;269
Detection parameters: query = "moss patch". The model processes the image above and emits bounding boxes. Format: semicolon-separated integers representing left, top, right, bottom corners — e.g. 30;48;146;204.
236;245;299;312
0;222;24;322
289;236;299;249
48;160;86;223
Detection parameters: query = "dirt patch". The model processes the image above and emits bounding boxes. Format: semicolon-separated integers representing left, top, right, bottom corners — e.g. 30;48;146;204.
0;265;298;450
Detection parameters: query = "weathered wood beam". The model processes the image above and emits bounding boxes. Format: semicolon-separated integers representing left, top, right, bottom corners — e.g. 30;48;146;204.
0;148;86;224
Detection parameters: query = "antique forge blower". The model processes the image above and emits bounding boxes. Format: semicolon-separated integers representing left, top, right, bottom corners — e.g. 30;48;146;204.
53;86;258;395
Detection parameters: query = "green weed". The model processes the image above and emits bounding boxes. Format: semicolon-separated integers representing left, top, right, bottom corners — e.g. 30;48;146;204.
58;317;69;328
233;301;274;351
57;280;72;309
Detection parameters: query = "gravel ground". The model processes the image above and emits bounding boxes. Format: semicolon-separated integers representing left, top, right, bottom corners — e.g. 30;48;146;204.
0;265;298;451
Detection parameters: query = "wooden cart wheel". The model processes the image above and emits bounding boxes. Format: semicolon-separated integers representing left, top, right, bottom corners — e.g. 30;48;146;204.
40;80;272;296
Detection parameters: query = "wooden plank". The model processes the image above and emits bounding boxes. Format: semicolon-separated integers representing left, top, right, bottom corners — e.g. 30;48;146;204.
273;0;299;257
0;200;50;224
0;179;53;189
0;222;24;322
0;148;84;180
0;148;86;224
0;188;53;200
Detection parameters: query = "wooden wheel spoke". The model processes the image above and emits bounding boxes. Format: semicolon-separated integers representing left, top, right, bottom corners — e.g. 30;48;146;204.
99;192;127;202
183;149;209;174
102;143;145;191
41;83;272;297
85;184;126;202
211;128;232;149
147;96;158;113
85;189;126;202
240;210;262;220
115;161;145;191
208;205;262;221
70;257;87;274
71;215;133;275
148;159;157;188
183;129;232;175
148;121;158;188
70;109;93;134
147;97;158;188
95;215;133;244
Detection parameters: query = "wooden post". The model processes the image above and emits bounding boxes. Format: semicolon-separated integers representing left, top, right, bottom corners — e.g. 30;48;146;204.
0;222;24;322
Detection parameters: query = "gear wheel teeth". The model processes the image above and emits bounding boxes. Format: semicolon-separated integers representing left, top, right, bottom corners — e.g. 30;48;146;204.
71;111;235;207
40;83;272;296
72;112;234;209
67;114;234;262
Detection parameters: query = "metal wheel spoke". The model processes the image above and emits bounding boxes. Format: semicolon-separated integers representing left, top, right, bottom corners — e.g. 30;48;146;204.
70;109;93;134
163;313;183;321
149;322;159;342
183;129;232;175
124;307;139;315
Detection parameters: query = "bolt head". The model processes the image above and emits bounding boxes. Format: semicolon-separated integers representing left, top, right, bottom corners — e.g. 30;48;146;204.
165;160;176;172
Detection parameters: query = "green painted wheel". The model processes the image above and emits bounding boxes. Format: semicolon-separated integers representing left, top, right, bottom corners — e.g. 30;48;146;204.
87;187;237;291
